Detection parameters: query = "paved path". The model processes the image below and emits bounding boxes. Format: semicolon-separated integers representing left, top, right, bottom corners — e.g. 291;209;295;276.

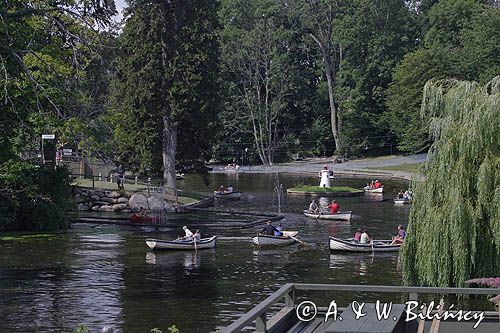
210;154;427;181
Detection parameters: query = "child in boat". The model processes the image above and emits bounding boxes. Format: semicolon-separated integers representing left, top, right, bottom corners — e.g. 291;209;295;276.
354;229;362;243
194;230;201;242
328;200;340;214
373;180;382;189
398;190;404;199
360;230;371;244
226;185;234;193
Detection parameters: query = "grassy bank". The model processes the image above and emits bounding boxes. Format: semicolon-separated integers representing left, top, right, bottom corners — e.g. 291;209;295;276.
376;162;422;173
72;179;207;205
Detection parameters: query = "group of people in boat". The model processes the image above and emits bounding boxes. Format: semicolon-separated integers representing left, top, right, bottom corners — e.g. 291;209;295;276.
259;220;283;236
308;199;341;214
351;224;406;245
224;163;239;170
366;179;382;189
215;184;235;194
180;226;201;242
397;189;413;200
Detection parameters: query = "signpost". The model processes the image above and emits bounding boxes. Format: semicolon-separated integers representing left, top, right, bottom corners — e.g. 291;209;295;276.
41;134;56;165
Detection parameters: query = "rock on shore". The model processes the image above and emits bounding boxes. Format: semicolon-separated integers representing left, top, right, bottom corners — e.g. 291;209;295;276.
72;188;175;213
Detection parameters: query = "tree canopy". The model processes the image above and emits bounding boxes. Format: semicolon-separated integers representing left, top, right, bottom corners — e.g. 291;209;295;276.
401;77;500;286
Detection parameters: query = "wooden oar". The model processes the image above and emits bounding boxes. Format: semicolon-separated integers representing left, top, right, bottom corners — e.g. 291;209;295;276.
289;235;306;246
315;209;324;222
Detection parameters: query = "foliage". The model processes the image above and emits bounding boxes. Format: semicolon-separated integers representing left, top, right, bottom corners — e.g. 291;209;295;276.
466;277;500;288
108;0;219;178
385;0;499;153
0;1;116;160
0;160;73;231
219;0;296;165
401;77;500;287
168;325;180;333
333;0;417;155
72;323;89;333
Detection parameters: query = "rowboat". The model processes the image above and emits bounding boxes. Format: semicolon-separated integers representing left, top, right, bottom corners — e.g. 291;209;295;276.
213;191;242;200
364;186;384;193
329;236;401;252
303;210;352;221
394;198;411;204
130;214;155;224
145;236;217;250
252;231;299;247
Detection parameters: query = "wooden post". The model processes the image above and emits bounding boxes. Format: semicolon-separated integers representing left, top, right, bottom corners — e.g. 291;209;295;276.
284;289;294;308
255;313;266;333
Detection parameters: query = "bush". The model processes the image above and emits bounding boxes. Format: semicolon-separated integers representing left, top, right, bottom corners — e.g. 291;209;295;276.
0;159;73;231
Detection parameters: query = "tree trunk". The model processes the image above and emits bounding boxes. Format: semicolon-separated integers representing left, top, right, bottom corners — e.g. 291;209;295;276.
162;114;177;200
324;54;340;152
310;32;341;153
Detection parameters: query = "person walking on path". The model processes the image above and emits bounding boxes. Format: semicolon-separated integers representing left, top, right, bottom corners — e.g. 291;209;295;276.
116;165;125;190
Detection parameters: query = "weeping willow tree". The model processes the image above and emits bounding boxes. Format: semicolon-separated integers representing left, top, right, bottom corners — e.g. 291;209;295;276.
401;77;500;287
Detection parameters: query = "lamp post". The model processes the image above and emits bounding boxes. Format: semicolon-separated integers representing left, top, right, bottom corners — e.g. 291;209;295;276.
244;148;248;169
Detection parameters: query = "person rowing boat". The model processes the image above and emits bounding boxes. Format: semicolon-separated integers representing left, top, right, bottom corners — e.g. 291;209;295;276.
308;199;320;213
260;220;280;235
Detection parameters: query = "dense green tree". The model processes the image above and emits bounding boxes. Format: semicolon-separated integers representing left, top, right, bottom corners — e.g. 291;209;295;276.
219;0;295;165
290;0;343;152
402;77;500;286
385;0;499;153
109;0;219;192
0;0;115;230
333;0;417;155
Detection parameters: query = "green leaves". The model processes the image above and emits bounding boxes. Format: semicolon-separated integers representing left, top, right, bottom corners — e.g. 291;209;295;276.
401;77;500;287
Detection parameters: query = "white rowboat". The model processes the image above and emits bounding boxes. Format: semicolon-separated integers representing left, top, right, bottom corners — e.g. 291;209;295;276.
394;198;411;204
329;237;401;252
213;191;242;200
303;210;352;221
252;231;299;247
146;236;217;250
364;186;384;193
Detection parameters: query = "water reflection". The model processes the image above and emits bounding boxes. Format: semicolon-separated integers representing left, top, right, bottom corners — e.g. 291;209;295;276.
329;253;399;278
252;247;299;265
146;251;208;271
0;174;411;332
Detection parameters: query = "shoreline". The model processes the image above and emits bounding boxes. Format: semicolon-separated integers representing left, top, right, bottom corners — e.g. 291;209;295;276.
209;154;427;182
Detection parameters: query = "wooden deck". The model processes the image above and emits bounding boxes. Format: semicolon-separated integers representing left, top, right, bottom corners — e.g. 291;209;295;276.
221;284;499;333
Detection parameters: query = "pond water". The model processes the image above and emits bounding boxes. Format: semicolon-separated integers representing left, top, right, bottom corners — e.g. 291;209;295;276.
0;173;411;332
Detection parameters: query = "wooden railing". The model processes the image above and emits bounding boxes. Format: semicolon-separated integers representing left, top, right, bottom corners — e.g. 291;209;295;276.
221;283;499;333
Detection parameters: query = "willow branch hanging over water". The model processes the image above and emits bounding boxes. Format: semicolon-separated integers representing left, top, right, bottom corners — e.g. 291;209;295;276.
401;77;500;287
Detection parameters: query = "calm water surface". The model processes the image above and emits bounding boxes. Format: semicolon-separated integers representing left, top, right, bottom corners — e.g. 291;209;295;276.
0;173;410;332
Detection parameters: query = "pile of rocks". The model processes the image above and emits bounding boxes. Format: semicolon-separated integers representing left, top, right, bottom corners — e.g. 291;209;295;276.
73;187;175;212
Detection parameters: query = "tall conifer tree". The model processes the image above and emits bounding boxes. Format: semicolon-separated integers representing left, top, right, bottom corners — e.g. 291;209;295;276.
110;0;219;193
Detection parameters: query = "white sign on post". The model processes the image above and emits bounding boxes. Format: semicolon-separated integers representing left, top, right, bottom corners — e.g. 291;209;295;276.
42;134;56;139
